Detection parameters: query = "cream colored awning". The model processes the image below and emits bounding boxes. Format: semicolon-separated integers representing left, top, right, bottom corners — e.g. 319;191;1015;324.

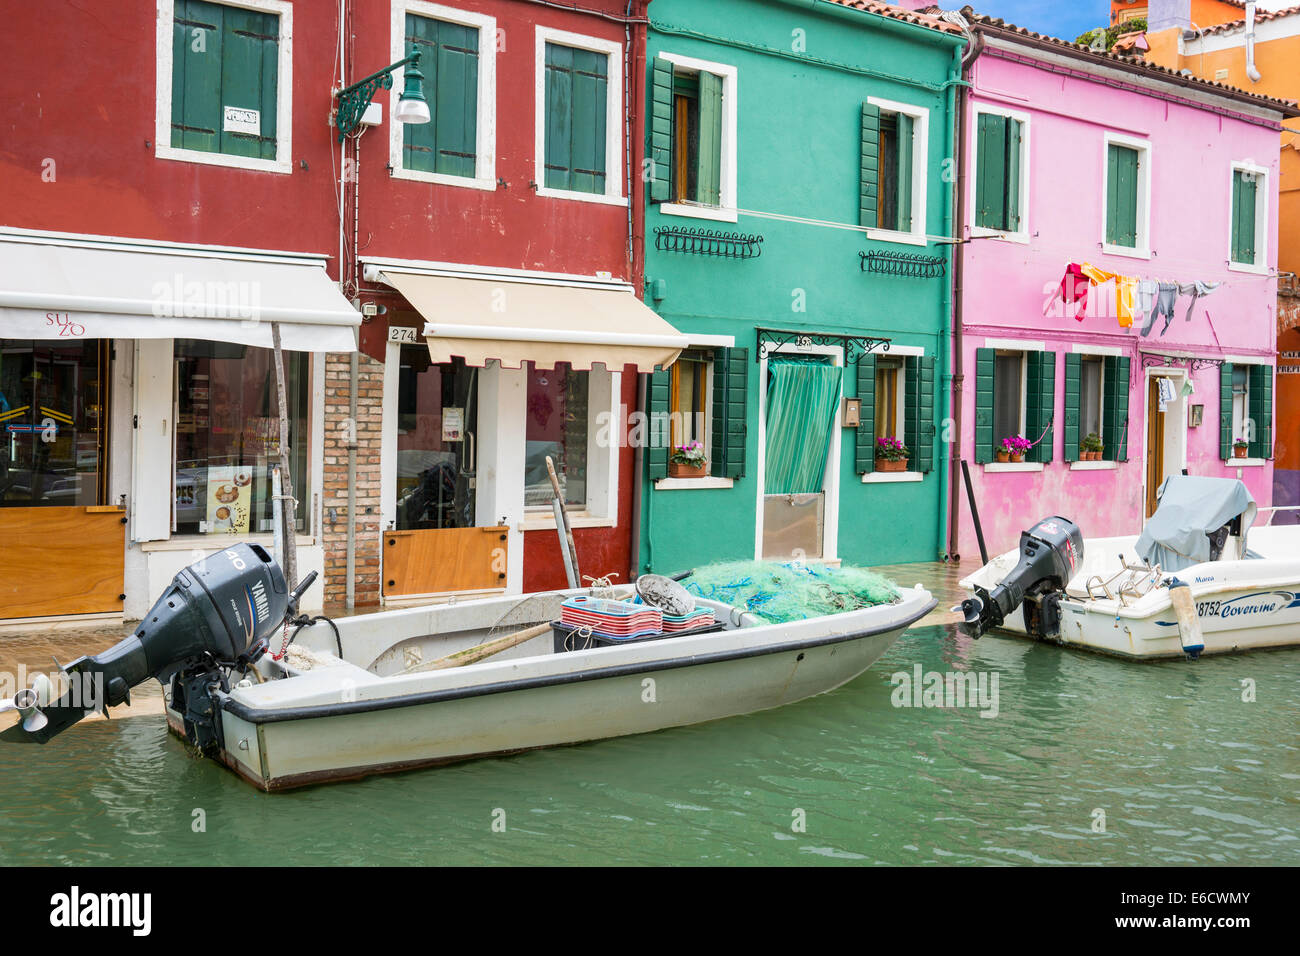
376;269;685;372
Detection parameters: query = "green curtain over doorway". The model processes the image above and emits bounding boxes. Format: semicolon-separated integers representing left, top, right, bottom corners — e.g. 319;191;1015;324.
764;357;843;495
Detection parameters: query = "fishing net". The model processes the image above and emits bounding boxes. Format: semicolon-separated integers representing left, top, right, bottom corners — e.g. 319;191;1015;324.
679;561;900;624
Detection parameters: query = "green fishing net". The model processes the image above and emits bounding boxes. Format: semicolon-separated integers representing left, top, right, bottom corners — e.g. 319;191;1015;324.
680;561;900;624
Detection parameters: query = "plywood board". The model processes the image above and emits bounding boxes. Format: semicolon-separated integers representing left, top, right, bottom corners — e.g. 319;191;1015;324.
383;526;509;596
0;507;126;618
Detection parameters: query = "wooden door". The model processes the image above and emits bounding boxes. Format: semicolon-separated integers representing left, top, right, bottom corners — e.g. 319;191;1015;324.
1145;378;1165;518
0;506;126;619
383;526;509;598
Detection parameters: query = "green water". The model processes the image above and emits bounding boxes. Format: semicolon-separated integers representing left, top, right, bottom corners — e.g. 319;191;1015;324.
2;624;1297;866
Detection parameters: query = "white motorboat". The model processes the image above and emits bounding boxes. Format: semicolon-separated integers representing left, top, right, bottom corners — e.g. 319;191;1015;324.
2;547;934;790
958;476;1300;660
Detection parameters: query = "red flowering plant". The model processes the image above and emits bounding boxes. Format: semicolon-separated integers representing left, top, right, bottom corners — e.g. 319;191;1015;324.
875;436;910;461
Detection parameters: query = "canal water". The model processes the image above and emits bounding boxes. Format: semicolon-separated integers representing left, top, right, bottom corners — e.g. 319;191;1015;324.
1;563;1296;866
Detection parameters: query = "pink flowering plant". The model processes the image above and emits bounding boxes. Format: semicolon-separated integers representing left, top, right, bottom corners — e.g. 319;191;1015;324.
1000;434;1032;455
875;436;910;461
670;440;707;466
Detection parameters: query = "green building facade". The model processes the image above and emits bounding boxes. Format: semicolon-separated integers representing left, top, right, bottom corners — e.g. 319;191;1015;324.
637;0;964;575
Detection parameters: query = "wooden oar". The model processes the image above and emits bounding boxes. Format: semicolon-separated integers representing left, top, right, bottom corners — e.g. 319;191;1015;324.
546;455;581;587
404;622;553;673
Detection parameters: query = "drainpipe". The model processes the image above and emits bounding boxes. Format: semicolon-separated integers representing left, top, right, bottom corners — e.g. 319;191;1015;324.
346;350;358;610
1246;2;1262;83
946;26;984;561
630;371;646;582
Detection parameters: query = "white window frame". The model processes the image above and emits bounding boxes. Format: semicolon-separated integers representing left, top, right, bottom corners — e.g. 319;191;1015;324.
154;0;294;175
968;104;1030;244
656;51;739;224
520;364;620;526
1227;161;1269;274
862;344;925;484
654;334;737;491
389;1;498;191
534;27;626;206
1231;363;1251;447
1101;132;1152;260
863;96;931;247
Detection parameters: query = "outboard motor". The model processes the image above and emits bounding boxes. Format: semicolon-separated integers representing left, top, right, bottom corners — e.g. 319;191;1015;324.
1;543;315;754
959;516;1083;639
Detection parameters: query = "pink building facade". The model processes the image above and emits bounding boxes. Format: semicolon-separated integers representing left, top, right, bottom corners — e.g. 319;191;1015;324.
950;16;1298;558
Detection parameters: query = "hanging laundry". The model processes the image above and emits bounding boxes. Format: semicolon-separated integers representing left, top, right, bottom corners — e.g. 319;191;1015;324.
1178;281;1221;322
1049;263;1091;321
1137;279;1160;337
1152;282;1179;337
1080;264;1139;329
1157;376;1178;412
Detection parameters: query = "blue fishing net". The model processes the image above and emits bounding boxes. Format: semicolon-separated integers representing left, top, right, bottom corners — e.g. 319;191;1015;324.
680;561;900;624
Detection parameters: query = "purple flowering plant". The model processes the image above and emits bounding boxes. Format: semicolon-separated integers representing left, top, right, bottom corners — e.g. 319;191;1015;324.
670;440;707;465
1000;434;1032;455
875;436;910;461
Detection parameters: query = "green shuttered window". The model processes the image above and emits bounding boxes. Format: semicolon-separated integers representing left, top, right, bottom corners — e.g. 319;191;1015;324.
854;354;935;475
646;348;747;482
650;58;725;208
1106;143;1140;248
171;0;280;159
1100;355;1129;461
1248;364;1273;459
1063;354;1128;462
974;348;1060;463
544;43;609;195
404;14;479;179
974;113;1022;232
861;103;920;233
1220;363;1274;460
1231;169;1259;266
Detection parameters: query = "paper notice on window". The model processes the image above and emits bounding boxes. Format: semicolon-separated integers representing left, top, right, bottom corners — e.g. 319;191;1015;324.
442;408;464;442
206;465;253;535
223;106;260;135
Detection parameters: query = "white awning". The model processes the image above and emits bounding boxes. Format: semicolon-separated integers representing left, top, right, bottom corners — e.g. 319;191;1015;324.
0;231;359;352
374;267;686;372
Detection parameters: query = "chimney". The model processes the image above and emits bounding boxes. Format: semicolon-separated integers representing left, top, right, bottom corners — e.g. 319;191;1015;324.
1147;0;1193;34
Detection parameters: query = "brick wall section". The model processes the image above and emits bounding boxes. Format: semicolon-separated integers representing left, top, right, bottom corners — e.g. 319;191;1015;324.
321;352;384;610
1280;276;1300;335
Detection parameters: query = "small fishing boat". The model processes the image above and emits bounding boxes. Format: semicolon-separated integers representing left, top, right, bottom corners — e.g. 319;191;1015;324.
2;548;934;790
957;476;1300;660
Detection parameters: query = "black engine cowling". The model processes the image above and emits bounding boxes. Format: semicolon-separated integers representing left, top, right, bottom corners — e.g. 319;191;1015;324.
959;516;1084;639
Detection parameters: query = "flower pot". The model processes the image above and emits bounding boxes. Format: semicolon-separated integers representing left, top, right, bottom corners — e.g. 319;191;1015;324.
669;461;707;479
1233;446;1249;459
996;450;1010;463
1009;453;1024;463
875;457;908;473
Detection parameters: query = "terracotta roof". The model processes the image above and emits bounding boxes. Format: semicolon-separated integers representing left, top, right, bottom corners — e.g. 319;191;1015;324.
823;0;967;36
1195;4;1300;37
957;5;1300;116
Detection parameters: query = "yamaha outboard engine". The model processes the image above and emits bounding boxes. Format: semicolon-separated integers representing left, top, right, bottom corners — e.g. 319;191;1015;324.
959;516;1083;639
1;543;315;754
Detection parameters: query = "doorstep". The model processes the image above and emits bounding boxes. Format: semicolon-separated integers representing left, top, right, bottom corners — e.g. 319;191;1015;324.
0;611;125;637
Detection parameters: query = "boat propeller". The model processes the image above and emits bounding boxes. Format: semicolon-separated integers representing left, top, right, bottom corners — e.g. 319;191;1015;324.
0;674;53;733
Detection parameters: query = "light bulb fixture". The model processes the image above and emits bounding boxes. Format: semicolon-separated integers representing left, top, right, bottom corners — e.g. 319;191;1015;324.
334;49;429;142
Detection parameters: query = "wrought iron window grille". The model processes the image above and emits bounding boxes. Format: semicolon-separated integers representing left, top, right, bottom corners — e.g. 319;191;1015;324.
860;250;946;279
755;328;891;365
654;226;764;259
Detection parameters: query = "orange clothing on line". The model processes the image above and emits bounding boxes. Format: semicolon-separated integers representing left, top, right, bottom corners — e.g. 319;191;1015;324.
1079;263;1138;328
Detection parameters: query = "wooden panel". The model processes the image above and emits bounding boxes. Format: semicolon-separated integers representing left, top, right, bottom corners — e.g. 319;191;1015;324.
1146;378;1164;519
0;507;125;619
383;526;508;597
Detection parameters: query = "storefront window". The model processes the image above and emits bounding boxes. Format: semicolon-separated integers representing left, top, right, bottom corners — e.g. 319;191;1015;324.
525;362;588;508
173;340;309;535
395;350;478;530
0;339;108;507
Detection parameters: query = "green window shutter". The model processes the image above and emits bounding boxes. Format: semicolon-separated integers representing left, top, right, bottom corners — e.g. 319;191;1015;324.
544;44;574;191
1005;119;1022;231
895;113;914;232
1025;351;1055;464
974;347;995;463
649;58;674;203
405;17;480;178
1102;356;1130;462
855;354;877;474
219;5;279;159
1219;362;1235;460
1232;170;1258;265
172;0;225;152
544;44;607;194
860;103;880;228
1063;353;1081;463
904;355;936;474
975;113;1008;230
711;348;748;479
1249;364;1273;459
696;71;723;207
647;369;671;481
1107;144;1139;247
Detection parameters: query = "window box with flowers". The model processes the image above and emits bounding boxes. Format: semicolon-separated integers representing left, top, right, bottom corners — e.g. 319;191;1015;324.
997;434;1031;463
669;441;708;478
875;436;910;473
1233;438;1250;459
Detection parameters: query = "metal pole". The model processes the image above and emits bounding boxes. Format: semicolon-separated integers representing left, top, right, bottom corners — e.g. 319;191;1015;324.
961;458;988;566
271;323;298;591
346;350;358;610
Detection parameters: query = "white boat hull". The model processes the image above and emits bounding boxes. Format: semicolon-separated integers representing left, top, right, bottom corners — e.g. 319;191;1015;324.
166;585;935;790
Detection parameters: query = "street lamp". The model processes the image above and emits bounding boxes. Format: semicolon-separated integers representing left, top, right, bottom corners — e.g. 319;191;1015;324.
334;49;429;142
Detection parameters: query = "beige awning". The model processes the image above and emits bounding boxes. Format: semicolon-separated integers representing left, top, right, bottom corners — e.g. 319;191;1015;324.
376;269;685;372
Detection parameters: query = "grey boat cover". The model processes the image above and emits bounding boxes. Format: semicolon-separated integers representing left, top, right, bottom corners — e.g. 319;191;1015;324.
1135;475;1257;572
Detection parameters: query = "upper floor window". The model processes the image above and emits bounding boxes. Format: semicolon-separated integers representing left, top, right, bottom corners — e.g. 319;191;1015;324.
390;3;496;189
650;53;738;222
1229;163;1267;271
1103;134;1151;256
972;109;1026;236
535;28;625;205
156;0;293;174
861;98;929;241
